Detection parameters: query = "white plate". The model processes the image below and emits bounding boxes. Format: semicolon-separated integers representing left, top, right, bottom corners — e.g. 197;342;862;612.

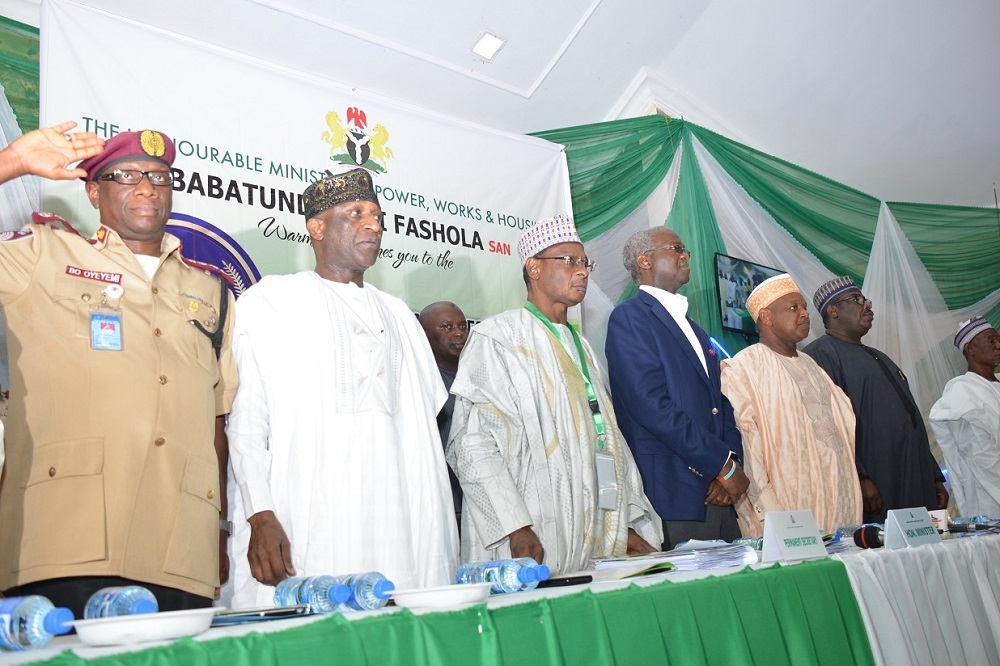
391;583;492;610
73;607;217;646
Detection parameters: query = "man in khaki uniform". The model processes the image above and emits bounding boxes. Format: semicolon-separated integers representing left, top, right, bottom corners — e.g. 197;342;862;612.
0;122;238;617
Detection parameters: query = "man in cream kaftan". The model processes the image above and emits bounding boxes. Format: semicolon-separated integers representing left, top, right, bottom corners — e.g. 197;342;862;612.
228;169;458;607
720;274;861;537
721;344;862;536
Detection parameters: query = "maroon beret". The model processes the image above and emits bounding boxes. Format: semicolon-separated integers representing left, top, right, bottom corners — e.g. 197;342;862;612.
79;129;176;181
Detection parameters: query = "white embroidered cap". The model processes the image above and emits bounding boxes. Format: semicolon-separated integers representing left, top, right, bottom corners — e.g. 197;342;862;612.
517;214;582;265
746;273;801;321
954;316;994;351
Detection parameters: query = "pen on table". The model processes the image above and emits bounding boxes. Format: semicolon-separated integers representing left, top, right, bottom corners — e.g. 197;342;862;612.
536;575;593;588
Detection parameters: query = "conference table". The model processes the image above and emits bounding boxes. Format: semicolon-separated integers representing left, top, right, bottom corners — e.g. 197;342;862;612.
834;533;1000;665
4;534;999;665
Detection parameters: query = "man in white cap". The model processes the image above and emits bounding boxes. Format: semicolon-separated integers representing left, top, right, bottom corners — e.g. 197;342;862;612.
227;168;458;606
930;316;1000;517
720;274;861;536
447;215;661;575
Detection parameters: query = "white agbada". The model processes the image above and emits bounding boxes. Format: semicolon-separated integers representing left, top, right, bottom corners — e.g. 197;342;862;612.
930;372;1000;517
228;272;458;607
447;308;661;575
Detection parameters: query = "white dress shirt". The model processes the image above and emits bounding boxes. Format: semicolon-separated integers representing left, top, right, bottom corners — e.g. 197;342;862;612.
640;284;708;376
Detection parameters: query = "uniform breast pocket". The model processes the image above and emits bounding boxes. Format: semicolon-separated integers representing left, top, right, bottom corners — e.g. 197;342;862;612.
52;276;97;339
174;292;221;377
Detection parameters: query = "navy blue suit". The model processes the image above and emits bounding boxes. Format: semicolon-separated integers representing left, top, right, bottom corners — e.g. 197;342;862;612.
606;289;743;523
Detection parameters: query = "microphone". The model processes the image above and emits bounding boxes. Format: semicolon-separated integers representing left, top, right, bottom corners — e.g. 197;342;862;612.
853;525;884;549
947;523;994;533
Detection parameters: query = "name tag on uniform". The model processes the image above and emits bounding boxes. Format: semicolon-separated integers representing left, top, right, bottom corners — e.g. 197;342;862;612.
596;451;618;510
90;311;123;351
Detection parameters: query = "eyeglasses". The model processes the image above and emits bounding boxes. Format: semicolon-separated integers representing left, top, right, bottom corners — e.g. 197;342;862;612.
97;169;174;187
644;244;691;259
534;256;596;271
832;293;871;308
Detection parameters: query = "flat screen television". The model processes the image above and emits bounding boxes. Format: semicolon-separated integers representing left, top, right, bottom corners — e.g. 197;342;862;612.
714;252;785;337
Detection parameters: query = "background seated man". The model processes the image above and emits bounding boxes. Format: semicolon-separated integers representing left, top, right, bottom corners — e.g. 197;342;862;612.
419;300;469;528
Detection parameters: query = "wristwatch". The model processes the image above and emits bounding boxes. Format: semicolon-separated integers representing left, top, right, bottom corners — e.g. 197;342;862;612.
219;519;234;537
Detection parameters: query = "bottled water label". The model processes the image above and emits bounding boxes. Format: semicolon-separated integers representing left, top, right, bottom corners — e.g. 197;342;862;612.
341;572;393;611
0;597;73;651
83;586;157;619
0;609;18;651
455;559;544;594
0;598;29;651
88;591;117;618
274;576;351;613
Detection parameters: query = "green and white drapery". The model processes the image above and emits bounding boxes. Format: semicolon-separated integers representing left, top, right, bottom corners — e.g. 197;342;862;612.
0;16;41;232
0;17;40;393
0;87;38;232
532;116;1000;446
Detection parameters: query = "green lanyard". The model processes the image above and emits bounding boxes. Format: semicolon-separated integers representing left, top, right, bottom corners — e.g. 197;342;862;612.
525;302;606;448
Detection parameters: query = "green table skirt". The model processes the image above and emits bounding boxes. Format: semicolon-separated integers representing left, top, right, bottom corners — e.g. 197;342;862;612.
43;559;874;665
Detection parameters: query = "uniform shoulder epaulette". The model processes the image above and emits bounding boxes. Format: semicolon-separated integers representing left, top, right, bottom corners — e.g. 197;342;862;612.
180;255;235;285
0;229;33;242
31;212;84;237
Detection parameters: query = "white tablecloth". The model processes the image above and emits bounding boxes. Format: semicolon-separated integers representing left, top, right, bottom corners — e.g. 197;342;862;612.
836;534;1000;666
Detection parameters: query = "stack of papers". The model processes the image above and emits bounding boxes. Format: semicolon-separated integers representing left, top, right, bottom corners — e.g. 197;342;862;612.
592;541;758;580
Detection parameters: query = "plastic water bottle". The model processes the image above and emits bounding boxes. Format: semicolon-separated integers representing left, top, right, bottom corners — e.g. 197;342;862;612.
274;576;351;613
835;525;863;544
454;558;550;594
0;596;74;651
83;586;158;619
513;558;551;590
340;572;395;611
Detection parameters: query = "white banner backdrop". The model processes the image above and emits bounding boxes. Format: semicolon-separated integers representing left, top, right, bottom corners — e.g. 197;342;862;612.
39;0;571;319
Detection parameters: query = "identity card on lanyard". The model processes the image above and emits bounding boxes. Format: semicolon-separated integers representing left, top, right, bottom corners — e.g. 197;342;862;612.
90;284;124;351
526;302;618;510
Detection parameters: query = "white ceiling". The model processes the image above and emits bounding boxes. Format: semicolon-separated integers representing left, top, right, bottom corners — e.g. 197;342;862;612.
4;0;999;207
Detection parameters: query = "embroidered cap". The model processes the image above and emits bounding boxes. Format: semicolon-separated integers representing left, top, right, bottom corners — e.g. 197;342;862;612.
954;315;994;351
517;214;581;265
79;130;175;181
813;276;860;314
302;168;380;219
746;273;800;321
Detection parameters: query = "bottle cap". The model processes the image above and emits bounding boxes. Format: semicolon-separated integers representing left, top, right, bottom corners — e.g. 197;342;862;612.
44;607;75;636
328;584;350;604
534;564;551;582
517;566;538;584
373;580;395;599
130;598;158;615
